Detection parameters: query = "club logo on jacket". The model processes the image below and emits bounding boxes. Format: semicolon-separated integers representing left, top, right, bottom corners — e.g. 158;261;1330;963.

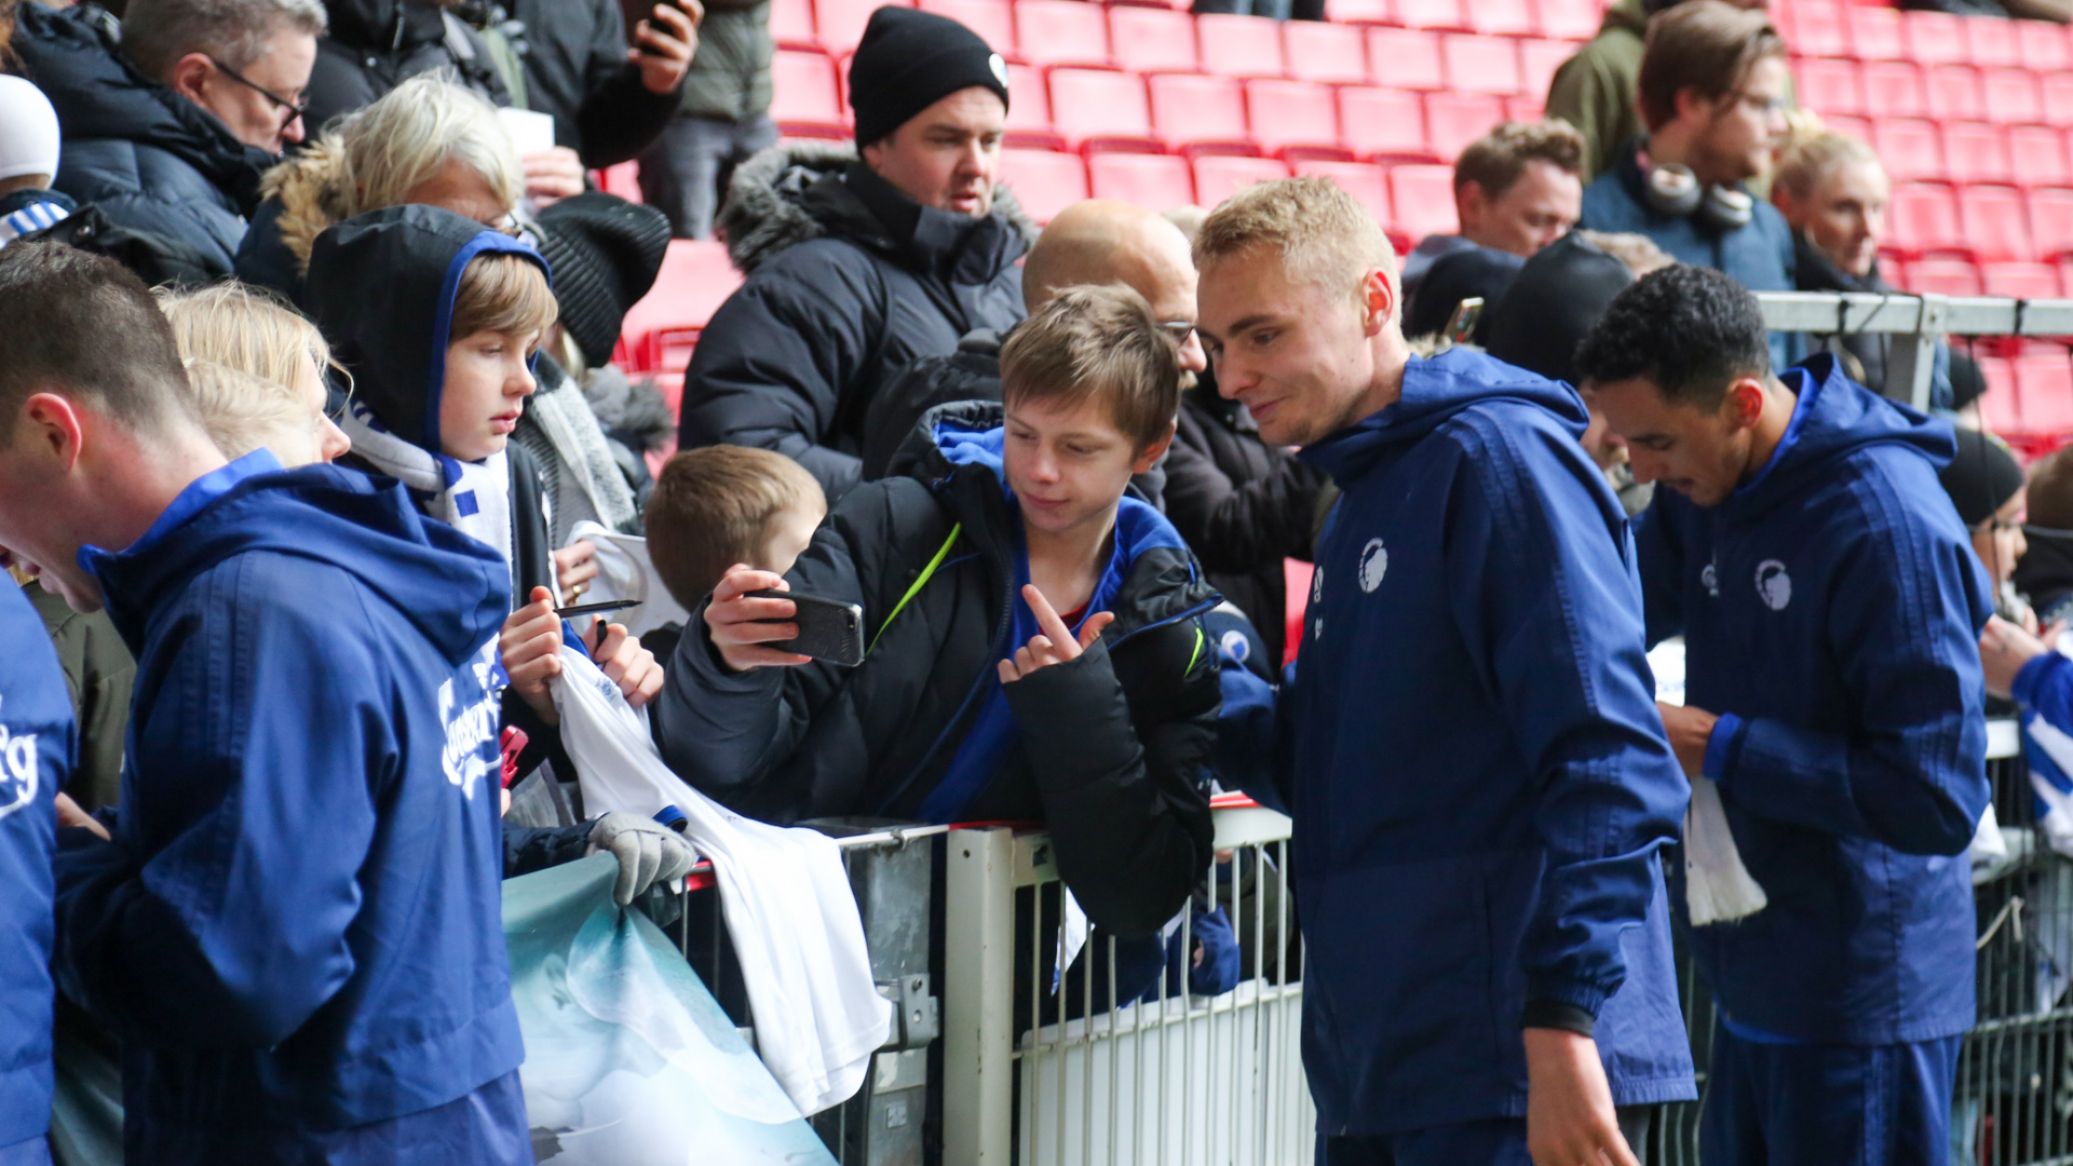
1755;560;1793;611
1358;538;1388;593
438;640;501;801
1701;561;1719;599
0;698;38;823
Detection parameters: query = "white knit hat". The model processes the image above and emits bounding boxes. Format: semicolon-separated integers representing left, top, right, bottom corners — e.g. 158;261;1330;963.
0;76;61;184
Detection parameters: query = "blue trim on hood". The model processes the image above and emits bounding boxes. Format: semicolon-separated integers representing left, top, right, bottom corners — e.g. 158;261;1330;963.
1733;368;1818;502
78;449;281;581
423;230;552;459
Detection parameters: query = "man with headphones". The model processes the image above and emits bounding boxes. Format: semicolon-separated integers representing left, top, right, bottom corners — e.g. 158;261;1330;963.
1578;0;1802;372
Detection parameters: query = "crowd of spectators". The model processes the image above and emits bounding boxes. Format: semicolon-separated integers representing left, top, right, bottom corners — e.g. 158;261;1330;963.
0;0;2059;1161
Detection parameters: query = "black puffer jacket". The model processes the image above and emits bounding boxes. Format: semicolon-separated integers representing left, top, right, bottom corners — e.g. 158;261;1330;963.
1163;377;1325;667
513;0;678;168
678;142;1032;502
306;0;509;135
653;401;1219;936
11;3;272;277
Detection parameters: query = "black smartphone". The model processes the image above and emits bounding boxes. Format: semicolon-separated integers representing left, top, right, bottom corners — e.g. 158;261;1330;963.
638;0;693;52
746;588;866;668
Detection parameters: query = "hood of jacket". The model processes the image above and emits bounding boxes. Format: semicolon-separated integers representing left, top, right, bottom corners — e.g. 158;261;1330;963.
86;461;508;668
256;135;357;276
304;204;552;452
717;140;1035;279
1720;353;1954;523
1300;347;1590;483
13;3;271;212
1604;0;1649;37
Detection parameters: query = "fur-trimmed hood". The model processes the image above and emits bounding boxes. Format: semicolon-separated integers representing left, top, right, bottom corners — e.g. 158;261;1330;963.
256;135;357;278
716;140;1036;278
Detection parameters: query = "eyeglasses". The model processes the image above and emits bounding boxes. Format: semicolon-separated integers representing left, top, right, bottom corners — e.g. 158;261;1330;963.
205;55;308;131
1159;321;1197;347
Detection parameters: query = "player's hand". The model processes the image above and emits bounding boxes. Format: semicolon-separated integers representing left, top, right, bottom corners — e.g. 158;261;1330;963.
1524;1027;1637;1166
55;793;110;841
998;584;1113;684
704;564;812;672
1655;701;1718;779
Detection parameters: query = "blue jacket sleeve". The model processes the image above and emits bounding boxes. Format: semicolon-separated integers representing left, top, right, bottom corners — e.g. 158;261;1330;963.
1710;518;1990;856
1444;424;1688;1021
52;589;384;1048
1631;500;1686;648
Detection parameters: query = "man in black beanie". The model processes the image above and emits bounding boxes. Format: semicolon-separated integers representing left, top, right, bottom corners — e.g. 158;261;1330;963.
675;6;1030;501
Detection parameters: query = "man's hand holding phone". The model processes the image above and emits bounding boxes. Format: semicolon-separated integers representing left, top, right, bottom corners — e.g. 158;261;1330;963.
631;0;701;94
706;565;814;672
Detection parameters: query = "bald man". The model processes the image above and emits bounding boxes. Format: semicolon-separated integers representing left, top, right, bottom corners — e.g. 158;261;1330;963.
858;199;1207;492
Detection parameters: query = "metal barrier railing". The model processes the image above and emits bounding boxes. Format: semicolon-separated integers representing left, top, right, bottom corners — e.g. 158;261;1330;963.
1754;291;2073;413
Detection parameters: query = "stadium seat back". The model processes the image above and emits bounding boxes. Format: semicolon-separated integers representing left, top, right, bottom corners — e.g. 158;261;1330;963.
1049;68;1156;150
1873;119;1944;184
1906;255;1982;296
1193;155;1293;208
1110;6;1201;74
1534;0;1602;41
1149;73;1254;154
1245;79;1343;157
1284;21;1370;84
1899;11;1966;69
916;0;1014;55
1517;39;1573;102
1981;69;2043;126
1888;183;1963;255
1942;123;2011;186
1440;34;1521;95
1796;59;1863;118
1388;163;1458;240
1961;184;2033;263
1015;0;1112;67
1365;28;1447;91
2008;126;2071;190
1394;0;1466;30
815;0;902;54
1198;12;1288;78
998;148;1088;224
771;0;816;49
1982;261;2062;299
1087;152;1196;209
1292;158;1393;224
771;50;845;136
1845;7;1904;62
1860;62;1926;119
2015;354;2073;433
1337;87;1433;160
1425;92;1506;160
2029;188;2073;258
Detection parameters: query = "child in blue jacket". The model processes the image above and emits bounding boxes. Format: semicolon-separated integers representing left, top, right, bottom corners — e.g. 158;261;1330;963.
1580;265;1991;1166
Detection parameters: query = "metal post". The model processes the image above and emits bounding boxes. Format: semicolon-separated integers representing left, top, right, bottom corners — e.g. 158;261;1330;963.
943;827;1016;1164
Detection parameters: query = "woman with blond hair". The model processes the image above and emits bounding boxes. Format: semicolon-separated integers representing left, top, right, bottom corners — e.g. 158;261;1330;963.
156;280;352;465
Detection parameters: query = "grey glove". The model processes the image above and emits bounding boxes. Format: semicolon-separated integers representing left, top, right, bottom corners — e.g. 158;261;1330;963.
589;811;699;906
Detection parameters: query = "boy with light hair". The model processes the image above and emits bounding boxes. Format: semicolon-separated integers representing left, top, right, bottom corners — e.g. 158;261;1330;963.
157;281;352;466
1194;177;1694;1166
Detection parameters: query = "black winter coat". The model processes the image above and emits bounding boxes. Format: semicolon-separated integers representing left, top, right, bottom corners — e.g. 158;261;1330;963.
306;0;509;135
677;143;1032;502
12;4;272;277
653;402;1220;936
513;0;679;168
1163;380;1324;666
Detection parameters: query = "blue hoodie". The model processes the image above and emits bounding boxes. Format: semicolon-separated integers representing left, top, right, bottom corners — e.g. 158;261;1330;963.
1635;355;1990;1045
54;451;527;1158
0;582;74;1166
1287;348;1693;1136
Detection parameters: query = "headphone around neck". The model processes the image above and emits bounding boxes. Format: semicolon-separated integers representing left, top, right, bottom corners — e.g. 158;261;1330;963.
1639;155;1754;233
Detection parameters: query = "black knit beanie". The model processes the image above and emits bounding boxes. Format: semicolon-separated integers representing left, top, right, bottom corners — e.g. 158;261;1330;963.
848;7;1010;147
1403;246;1524;343
1484;232;1636;386
1939;426;2025;528
534;192;672;368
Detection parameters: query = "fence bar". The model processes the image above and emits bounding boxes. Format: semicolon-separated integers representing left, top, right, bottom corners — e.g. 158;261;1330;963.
943;827;1018;1164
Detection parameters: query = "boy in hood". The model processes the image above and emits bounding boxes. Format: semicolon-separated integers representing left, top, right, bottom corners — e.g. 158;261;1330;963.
1193;178;1693;1166
305;204;689;901
1578;264;1991;1164
0;241;529;1159
652;284;1219;940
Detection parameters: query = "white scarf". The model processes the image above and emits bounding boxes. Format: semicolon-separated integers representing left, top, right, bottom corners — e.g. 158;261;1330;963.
340;400;515;573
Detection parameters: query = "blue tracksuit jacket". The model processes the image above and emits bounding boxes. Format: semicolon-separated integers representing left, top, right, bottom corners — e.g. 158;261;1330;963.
0;582;75;1166
1635;355;1991;1045
1286;348;1694;1136
1579;141;1805;373
54;451;529;1161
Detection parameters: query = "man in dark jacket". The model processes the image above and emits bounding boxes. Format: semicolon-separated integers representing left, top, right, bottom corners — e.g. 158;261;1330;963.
654;285;1218;940
1577;0;1802;372
677;6;1029;502
633;0;772;239
0;241;529;1161
11;0;323;276
513;0;696;169
1578;266;1991;1164
306;0;505;131
1196;177;1693;1166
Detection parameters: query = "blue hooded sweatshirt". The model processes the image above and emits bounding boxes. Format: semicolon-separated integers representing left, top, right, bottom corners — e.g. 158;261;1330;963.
1635;355;1991;1046
1287;348;1694;1136
0;582;75;1166
54;451;528;1160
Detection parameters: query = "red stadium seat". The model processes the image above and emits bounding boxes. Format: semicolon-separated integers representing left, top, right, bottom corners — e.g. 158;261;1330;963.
2014;355;2073;434
916;0;1014;56
1014;0;1110;68
770;0;816;49
1464;0;1534;38
815;0;902;54
1109;5;1199;75
1942;123;2012;187
1968;13;2025;69
594;162;639;202
1245;79;1345;158
2030;188;2073;258
1534;0;1602;43
1193;155;1293;207
1365;28;1447;91
1394;0;1466;31
1873;119;1945;183
1845;7;1905;62
1284;21;1370;85
1824;114;1873;144
1388;163;1458;239
1921;65;1984;123
998;148;1088;224
1049;69;1159;152
1982;261;2062;299
1086;151;1194;209
1907;256;1983;296
1441;34;1522;95
771;50;846;138
1324;0;1394;24
1795;59;1863;118
1337;87;1434;161
1976;355;2020;433
1148;73;1254;155
1426;92;1507;160
1981;69;2043;126
1960;184;2033;262
621;240;740;358
1859;62;1926;119
1506;94;1544;123
2047;75;2073;130
1899;11;1967;69
1792;4;1848;59
2017;22;2069;73
1003;62;1060;147
1517;39;1573;102
1293;158;1392;224
1199;13;1288;79
1889;182;1964;255
2008;126;2072;190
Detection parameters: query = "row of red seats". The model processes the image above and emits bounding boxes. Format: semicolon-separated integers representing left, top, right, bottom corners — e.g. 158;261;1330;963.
1885;183;2073;264
1861;120;2073;189
1976;352;2073;438
999;148;1454;235
778;53;1545;161
1886;255;2073;299
1795;57;2073;129
1780;3;2073;71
